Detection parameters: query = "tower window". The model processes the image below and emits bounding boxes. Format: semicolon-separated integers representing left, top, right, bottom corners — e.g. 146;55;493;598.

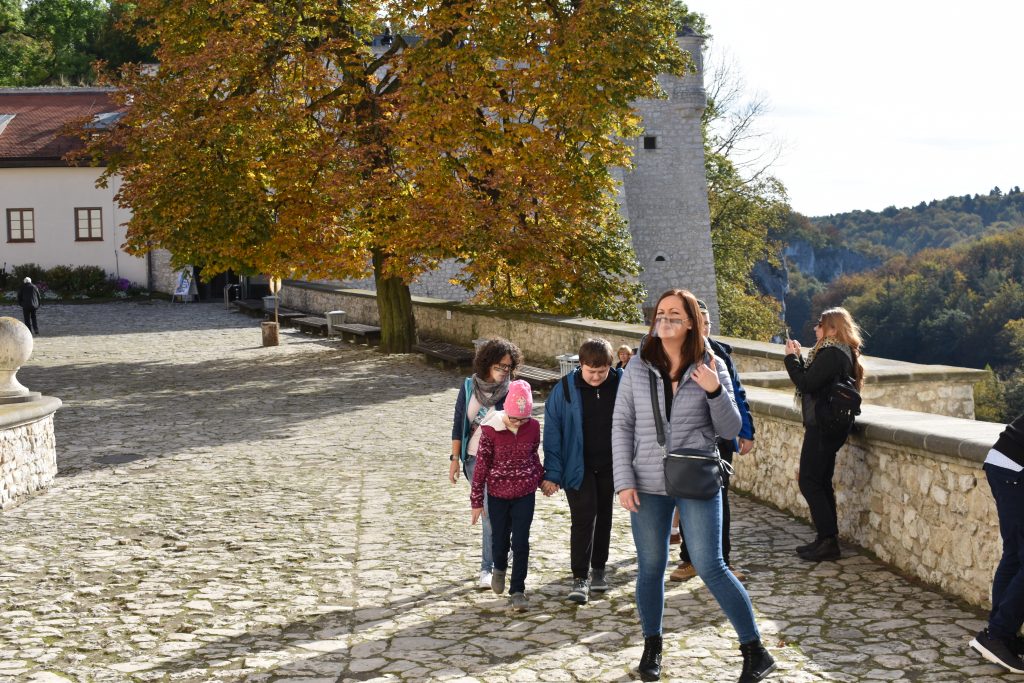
643;136;657;150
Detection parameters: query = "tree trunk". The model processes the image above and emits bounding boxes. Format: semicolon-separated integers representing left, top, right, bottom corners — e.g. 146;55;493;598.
372;249;416;354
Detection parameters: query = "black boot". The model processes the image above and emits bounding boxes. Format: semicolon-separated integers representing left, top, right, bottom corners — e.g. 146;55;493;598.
738;639;776;682
795;537;823;554
638;635;662;681
798;535;840;562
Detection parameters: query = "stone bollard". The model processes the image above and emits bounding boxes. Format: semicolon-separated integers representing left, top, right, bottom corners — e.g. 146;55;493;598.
0;317;40;404
261;321;280;347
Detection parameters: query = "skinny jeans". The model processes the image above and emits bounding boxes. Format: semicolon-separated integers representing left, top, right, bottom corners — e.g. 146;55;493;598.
464;456;493;572
488;492;536;595
631;490;759;644
986;463;1024;642
798;425;848;539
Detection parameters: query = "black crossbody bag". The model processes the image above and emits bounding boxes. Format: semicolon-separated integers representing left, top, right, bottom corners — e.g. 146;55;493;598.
649;371;727;500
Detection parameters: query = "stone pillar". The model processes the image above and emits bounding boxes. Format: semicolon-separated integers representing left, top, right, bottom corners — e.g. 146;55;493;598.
0;317;62;509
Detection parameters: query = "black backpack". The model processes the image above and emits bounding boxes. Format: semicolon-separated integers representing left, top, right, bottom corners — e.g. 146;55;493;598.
815;375;861;434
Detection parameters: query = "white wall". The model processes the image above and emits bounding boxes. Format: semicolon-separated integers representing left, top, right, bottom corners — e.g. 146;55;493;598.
0;167;147;286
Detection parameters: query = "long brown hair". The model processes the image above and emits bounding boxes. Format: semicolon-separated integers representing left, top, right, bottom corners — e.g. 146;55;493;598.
817;307;865;389
640;289;705;381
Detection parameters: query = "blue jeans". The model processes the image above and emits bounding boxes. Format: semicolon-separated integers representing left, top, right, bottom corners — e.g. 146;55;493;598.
465;456;493;572
488;492;536;594
631;491;759;643
985;463;1024;641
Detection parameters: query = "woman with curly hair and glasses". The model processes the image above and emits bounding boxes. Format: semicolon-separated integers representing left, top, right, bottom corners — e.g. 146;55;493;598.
449;337;524;589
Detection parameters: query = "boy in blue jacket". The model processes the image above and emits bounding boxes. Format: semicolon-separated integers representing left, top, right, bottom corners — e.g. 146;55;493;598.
542;338;622;604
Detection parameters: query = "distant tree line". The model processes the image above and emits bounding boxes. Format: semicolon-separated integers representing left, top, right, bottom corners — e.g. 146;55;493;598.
807;227;1024;422
0;0;151;86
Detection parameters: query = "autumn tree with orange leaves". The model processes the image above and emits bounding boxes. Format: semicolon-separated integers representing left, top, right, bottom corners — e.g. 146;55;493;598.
83;1;694;352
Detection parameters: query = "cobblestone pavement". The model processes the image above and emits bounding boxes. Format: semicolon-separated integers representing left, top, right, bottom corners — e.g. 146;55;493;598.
0;302;1008;682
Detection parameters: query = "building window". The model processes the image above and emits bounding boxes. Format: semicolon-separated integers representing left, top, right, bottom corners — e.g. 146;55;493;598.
7;208;35;242
75;208;103;241
643;136;657;150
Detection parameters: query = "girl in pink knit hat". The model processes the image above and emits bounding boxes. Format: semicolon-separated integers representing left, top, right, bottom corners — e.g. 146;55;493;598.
471;379;544;611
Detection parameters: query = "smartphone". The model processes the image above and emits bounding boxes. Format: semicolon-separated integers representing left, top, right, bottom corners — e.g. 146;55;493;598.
783;326;791;342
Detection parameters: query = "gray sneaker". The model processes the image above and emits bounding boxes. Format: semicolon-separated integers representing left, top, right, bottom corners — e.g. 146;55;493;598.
510;592;528;612
491;570;507;595
567;578;589;604
590;568;608;592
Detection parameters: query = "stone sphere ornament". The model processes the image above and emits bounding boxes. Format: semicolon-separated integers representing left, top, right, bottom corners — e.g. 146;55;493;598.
0;316;40;403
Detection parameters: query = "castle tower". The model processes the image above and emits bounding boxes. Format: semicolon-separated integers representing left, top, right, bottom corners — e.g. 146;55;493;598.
620;28;720;324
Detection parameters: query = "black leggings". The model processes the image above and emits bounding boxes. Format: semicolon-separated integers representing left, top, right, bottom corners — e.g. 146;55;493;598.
798;425;849;539
565;467;615;579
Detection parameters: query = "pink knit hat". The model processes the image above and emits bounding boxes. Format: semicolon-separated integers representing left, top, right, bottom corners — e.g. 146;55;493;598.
505;379;533;418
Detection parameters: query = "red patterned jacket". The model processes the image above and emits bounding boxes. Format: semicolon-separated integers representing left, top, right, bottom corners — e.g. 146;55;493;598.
470;415;543;508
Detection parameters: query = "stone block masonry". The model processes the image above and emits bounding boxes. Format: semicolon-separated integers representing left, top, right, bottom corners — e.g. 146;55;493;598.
0;398;61;509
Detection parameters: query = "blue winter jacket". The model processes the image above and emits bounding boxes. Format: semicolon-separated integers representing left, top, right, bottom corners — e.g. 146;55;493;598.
542;367;623;491
707;337;755;446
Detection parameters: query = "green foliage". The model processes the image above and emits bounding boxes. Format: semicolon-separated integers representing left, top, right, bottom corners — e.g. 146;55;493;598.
975;365;1007;423
815;228;1024;421
0;0;151;85
812;186;1024;259
11;263;47;284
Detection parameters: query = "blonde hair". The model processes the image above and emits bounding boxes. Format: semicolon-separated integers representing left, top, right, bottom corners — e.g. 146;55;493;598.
616;344;633;358
817;307;865;389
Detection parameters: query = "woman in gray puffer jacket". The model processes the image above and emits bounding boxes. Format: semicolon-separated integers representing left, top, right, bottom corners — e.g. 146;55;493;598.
612;289;774;683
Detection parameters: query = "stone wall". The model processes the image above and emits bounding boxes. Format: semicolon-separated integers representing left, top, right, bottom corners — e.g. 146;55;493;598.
0;397;61;510
278;282;985;417
737;386;1001;607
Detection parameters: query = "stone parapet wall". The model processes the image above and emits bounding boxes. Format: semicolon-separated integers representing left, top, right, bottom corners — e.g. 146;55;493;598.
278;282;986;418
737;386;1001;607
0;397;61;510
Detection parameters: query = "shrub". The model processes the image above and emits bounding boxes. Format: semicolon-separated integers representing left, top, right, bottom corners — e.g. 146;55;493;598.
44;265;75;294
11;263;46;287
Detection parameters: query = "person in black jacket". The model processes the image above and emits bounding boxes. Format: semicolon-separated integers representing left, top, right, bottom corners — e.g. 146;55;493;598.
17;277;41;335
970;412;1024;673
784;307;864;562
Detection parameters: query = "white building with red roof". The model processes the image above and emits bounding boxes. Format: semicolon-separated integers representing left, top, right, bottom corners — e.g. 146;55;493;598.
0;88;153;289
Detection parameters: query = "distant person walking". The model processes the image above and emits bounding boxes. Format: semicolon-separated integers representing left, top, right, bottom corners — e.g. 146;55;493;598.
613;288;775;683
471;379;544;612
784;307;864;562
542;338;623;604
17;277;41;335
970;412;1024;674
449;337;523;590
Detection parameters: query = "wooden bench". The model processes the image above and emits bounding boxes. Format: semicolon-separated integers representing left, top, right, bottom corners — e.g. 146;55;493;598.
232;299;265;318
292;316;330;336
267;309;305;326
413;339;475;368
333;323;382;345
515;364;560;390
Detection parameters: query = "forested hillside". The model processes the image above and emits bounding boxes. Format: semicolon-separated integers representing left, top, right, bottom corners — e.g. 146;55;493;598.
813;186;1024;256
805;227;1024;421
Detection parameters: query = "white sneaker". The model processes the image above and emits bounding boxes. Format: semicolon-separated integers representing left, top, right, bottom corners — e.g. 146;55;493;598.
479;570;492;590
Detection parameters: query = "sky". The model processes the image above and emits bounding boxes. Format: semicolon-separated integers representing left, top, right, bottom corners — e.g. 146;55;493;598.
686;1;1024;217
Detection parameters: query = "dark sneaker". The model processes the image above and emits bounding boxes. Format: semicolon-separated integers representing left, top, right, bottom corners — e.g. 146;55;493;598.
971;629;1024;673
590;567;609;592
510;592;528;612
567;578;589;604
491;570;506;595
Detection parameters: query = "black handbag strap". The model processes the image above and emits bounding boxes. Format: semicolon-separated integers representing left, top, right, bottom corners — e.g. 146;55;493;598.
648;370;666;448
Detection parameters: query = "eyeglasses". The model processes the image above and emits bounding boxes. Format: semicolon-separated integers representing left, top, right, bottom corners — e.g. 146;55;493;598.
654;316;688;326
492;363;513;373
508;415;529;423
